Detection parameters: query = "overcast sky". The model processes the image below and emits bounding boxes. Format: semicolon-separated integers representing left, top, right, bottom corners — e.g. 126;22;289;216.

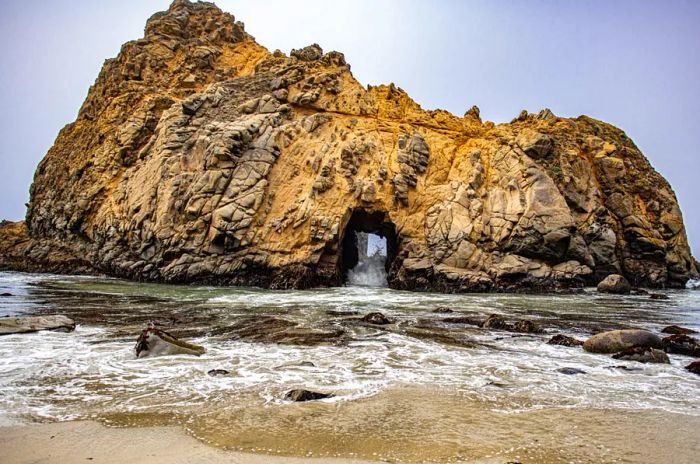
1;0;698;255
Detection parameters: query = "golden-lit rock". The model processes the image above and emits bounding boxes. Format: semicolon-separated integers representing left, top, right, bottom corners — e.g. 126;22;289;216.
0;0;696;291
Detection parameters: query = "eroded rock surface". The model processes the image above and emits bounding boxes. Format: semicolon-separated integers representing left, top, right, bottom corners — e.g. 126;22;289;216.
0;0;696;291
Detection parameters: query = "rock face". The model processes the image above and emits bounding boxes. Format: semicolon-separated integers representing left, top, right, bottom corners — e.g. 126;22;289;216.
0;0;696;291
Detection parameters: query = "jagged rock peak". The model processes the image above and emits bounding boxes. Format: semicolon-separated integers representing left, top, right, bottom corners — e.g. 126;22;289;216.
145;0;246;42
0;1;696;292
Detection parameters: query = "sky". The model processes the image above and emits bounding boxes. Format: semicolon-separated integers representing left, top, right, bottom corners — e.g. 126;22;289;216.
0;0;698;255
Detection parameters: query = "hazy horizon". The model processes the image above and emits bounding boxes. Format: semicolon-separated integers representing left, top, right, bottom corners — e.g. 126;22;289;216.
1;0;698;255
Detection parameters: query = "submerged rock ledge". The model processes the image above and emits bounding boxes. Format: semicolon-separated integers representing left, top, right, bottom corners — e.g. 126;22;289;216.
0;0;697;291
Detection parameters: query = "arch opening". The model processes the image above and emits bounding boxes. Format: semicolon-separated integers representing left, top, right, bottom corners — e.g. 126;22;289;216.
339;210;398;287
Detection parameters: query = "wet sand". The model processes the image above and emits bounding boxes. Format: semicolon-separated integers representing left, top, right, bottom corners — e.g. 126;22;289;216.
0;421;378;464
2;388;699;464
175;387;700;464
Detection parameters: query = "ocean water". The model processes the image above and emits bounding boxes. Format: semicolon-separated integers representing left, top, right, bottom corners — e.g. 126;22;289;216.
0;271;699;462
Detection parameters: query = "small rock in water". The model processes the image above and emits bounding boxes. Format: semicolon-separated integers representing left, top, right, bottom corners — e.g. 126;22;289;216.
596;274;631;294
207;369;230;377
485;381;508;388
275;361;317;369
612;346;670;364
432;306;454;313
557;367;587;375
583;329;662;354
661;325;697;335
548;334;584;347
362;312;392;325
605;365;643;372
661;334;700;357
685;360;700;375
442;316;481;326
649;293;670;300
0;292;12;297
630;288;649;295
481;314;541;333
481;314;509;330
512;319;542;334
325;310;359;317
284;389;334;402
135;325;206;358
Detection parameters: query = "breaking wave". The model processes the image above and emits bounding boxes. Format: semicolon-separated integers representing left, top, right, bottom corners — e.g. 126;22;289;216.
346;253;387;287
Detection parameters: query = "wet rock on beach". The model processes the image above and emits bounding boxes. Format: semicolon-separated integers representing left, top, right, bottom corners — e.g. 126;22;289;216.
361;312;392;325
597;274;631;294
481;314;542;333
0;315;75;335
284;389;334;402
548;334;584;347
583;329;662;354
661;334;700;357
612;347;670;364
135;326;206;358
686;361;700;375
661;325;697;335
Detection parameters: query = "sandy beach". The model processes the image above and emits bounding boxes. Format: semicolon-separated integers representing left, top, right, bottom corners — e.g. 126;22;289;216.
3;395;700;464
0;421;379;464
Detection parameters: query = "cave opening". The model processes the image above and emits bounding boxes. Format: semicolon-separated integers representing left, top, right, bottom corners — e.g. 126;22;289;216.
340;210;398;287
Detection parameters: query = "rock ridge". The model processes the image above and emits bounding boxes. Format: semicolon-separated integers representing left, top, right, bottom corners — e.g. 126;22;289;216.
0;0;696;291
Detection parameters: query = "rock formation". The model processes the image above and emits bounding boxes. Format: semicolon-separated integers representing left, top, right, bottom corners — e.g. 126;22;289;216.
135;326;206;358
0;0;697;291
583;329;662;354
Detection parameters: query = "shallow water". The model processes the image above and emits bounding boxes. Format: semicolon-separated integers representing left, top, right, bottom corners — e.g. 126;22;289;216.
0;271;699;462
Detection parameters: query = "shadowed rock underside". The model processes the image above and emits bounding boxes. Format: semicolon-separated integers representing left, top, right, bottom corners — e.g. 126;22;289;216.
1;0;697;291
